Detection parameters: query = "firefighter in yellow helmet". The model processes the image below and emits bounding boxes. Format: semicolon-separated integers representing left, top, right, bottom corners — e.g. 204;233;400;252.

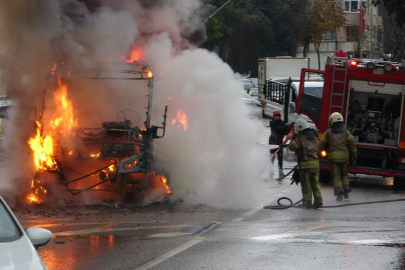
289;119;323;209
318;112;357;201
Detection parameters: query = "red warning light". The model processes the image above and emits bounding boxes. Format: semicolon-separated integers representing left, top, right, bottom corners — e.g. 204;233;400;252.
350;60;358;66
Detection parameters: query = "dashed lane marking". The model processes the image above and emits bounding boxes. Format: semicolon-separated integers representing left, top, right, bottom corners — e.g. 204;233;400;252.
132;224;218;270
133;239;203;270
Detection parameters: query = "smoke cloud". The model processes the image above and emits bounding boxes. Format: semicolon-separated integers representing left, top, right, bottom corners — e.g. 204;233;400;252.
0;0;267;209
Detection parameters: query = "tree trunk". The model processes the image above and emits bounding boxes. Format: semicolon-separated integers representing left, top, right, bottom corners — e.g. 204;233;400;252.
314;43;321;70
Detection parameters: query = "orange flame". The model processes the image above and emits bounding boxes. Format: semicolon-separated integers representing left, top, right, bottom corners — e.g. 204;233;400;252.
145;69;153;78
28;121;57;171
160;175;171;195
123;44;145;63
90;152;101;158
50;77;76;134
108;165;115;172
26;176;47;204
175;109;188;131
50;63;57;75
27;193;42;204
27;76;76;204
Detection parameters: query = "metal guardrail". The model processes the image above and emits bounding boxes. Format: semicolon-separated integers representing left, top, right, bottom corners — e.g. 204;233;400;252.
264;80;288;105
0;99;10;108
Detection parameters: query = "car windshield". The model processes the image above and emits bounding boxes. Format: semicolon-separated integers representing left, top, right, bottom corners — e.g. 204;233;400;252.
303;86;323;98
249;88;258;96
250;78;258;86
0;200;21;242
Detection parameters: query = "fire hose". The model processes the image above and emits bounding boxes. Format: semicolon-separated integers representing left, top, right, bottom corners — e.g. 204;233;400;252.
264;165;405;210
264;197;405;210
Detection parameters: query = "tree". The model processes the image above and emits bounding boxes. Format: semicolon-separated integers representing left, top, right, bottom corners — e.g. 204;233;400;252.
372;0;405;28
379;6;405;61
202;0;274;76
301;0;346;69
202;0;319;75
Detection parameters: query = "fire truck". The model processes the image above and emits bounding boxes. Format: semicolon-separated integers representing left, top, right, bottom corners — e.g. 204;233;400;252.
297;54;405;188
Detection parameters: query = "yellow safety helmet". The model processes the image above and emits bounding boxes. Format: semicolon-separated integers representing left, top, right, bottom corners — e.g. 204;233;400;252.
329;112;343;123
294;119;310;133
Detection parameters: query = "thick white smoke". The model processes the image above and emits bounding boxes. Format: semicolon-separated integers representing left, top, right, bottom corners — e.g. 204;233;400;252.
0;0;267;209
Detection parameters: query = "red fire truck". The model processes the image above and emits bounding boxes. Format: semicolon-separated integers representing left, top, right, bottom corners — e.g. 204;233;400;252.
296;54;405;188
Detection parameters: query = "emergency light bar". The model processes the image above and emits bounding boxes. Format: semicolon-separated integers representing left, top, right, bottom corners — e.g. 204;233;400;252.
332;50;401;71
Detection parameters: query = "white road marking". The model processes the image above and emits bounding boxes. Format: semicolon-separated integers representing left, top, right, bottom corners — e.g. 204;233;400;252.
251;231;323;240
54;224;191;237
231;206;263;222
133;239;202;270
20;220;170;228
147;232;190;238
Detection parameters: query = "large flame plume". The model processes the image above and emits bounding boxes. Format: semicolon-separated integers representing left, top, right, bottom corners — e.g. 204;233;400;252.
26;75;77;204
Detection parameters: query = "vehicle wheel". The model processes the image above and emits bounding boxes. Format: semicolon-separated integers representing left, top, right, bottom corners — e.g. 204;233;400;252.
393;177;405;191
319;169;331;183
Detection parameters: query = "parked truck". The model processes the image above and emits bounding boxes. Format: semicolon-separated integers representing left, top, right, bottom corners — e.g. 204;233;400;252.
297;54;405;189
258;57;310;98
258;57;314;122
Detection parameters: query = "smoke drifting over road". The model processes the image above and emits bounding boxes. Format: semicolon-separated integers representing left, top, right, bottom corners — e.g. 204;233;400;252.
0;0;266;209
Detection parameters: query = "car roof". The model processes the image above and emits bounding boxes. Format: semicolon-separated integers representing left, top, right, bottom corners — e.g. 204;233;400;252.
291;81;324;88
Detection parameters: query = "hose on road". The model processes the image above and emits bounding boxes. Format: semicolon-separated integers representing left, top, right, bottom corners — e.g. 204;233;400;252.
264;197;405;210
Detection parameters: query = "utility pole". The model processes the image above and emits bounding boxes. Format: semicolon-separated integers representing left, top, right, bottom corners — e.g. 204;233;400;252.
359;0;363;59
203;0;236;24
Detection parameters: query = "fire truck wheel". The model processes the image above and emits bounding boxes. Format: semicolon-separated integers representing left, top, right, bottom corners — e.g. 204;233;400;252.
393;177;405;191
319;170;331;183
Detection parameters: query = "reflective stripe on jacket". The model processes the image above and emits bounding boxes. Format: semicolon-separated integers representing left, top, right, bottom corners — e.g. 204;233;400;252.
319;129;357;162
289;130;320;172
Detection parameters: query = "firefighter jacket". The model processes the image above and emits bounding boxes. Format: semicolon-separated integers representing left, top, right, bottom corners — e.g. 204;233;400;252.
269;120;288;145
288;128;320;172
319;122;357;162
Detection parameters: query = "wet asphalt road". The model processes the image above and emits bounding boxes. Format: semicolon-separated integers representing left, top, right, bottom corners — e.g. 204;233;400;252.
10;119;405;269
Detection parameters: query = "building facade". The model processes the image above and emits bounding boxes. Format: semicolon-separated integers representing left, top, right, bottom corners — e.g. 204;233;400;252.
297;0;384;70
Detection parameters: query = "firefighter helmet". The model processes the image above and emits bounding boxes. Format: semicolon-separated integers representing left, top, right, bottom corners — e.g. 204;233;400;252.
273;110;281;116
329;112;344;123
294;119;310;133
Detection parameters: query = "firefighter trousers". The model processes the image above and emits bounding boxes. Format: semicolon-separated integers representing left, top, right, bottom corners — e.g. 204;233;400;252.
270;148;283;170
299;169;323;206
330;162;350;195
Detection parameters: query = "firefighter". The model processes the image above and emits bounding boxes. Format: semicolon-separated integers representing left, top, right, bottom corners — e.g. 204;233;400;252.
269;110;291;178
318;112;357;201
288;119;323;209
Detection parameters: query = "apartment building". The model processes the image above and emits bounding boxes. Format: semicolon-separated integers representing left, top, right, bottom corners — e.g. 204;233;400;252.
297;0;384;70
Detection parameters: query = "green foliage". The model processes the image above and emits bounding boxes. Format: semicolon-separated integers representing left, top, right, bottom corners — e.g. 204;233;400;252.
202;0;338;74
205;18;224;48
372;0;405;28
311;0;346;45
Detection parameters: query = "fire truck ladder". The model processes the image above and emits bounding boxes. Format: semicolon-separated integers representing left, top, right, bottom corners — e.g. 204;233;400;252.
329;57;349;116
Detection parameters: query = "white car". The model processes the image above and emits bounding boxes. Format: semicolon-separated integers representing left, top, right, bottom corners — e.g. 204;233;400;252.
0;196;52;270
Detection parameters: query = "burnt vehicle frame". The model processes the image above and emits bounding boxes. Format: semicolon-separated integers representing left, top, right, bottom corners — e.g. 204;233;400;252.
42;63;169;196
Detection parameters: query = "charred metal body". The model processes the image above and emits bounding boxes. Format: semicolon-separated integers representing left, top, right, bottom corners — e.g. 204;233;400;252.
39;64;169;196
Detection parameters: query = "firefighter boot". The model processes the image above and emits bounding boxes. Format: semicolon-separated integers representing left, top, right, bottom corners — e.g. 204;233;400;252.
298;200;312;209
312;198;323;209
278;168;285;178
312;202;323;209
344;190;350;199
336;192;344;201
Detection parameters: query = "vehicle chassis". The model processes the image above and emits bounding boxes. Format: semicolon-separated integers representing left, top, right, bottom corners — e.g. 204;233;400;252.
40;64;168;196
